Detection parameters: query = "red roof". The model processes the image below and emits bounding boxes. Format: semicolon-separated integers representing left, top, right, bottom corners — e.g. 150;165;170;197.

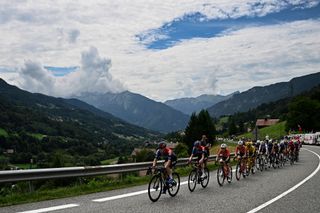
256;119;280;127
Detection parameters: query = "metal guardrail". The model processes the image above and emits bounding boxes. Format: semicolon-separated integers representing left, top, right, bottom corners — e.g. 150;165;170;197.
0;154;235;183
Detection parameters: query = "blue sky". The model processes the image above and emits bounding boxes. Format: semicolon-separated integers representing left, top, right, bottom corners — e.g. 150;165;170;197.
44;66;78;77
138;2;320;50
0;1;319;101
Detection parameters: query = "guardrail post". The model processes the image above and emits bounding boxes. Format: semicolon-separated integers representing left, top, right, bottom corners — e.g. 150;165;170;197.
28;181;34;193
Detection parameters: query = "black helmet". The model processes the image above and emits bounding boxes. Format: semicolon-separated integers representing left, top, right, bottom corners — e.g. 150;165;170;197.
158;142;167;149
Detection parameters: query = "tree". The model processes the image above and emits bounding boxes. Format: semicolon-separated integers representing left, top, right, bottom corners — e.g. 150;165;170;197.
286;96;320;132
184;110;216;151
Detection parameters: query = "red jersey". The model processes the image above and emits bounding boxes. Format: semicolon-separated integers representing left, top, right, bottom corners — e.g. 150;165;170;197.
235;145;246;155
217;149;230;158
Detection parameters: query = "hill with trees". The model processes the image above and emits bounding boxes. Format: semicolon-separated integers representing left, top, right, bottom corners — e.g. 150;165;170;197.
0;79;160;169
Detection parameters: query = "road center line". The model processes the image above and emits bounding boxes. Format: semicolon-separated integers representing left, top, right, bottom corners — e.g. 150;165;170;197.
247;148;320;213
17;204;79;213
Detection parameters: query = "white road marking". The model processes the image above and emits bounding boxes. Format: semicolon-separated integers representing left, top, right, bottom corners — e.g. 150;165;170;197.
247;148;320;213
92;181;188;202
93;168;237;202
17;204;79;213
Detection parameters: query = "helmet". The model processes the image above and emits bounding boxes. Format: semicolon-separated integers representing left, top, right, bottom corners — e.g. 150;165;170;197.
238;140;243;145
194;140;201;147
221;143;227;149
158;142;167;149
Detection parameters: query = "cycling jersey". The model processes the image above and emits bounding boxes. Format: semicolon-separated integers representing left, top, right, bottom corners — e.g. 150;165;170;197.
235;145;246;156
288;141;295;151
191;145;208;159
155;147;177;162
217;149;230;161
259;143;267;154
246;145;256;156
279;143;286;152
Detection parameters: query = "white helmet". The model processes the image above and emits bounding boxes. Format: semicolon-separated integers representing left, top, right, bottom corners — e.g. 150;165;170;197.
221;143;227;149
238;140;243;145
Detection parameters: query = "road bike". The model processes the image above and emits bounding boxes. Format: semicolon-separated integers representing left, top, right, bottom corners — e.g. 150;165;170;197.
216;158;232;186
235;156;247;180
246;156;256;175
187;161;210;192
147;166;180;202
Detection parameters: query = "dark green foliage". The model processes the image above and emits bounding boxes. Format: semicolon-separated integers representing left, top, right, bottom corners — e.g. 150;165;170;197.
208;72;320;118
183;110;216;151
0;78;160;167
218;85;320;136
135;149;155;162
286;87;320;132
174;143;189;157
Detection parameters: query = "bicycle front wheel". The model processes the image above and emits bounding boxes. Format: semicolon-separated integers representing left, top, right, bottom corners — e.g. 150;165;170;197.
217;166;225;186
148;174;162;202
188;169;197;192
201;167;210;188
236;163;241;181
168;172;180;197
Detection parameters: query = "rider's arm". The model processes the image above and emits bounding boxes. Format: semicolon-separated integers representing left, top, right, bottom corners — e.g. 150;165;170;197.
152;149;160;167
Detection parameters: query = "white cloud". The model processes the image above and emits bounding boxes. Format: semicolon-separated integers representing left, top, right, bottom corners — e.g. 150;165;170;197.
13;47;125;97
0;0;319;101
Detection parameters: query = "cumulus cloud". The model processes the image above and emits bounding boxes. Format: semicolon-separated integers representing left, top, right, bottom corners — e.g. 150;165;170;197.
0;1;319;101
18;60;56;95
15;47;125;97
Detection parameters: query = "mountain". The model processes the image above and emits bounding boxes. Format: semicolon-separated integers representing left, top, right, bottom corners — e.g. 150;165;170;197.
164;92;238;115
0;79;159;165
74;91;190;133
208;72;320;118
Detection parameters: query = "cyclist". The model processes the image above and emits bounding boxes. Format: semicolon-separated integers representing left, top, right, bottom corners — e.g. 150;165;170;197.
246;141;256;172
200;135;211;163
267;139;274;167
188;140;208;178
234;140;247;160
235;140;247;175
288;138;296;161
272;141;280;165
152;142;177;193
216;143;231;181
279;140;286;163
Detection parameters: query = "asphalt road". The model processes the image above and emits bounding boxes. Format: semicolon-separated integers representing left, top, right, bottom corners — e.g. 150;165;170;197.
1;146;320;213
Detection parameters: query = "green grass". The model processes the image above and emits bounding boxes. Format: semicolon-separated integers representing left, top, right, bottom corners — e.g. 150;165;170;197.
0;128;8;137
29;133;46;140
239;121;287;140
100;157;119;165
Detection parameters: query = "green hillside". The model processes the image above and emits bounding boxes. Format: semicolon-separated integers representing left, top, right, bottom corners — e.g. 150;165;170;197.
0;79;160;168
239;121;287;140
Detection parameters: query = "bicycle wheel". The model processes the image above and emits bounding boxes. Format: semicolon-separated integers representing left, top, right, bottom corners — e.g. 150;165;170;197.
217;166;225;186
201;167;210;188
148;174;162;202
258;157;264;172
236;163;241;181
227;165;232;183
168;172;180;197
251;160;256;174
188;169;197;192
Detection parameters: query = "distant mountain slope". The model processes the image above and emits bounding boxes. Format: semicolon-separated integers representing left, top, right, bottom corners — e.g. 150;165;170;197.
0;79;159;163
74;91;190;133
164;92;237;115
208;72;320;118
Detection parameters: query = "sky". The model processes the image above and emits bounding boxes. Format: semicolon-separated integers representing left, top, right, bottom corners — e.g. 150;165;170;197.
0;0;319;102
